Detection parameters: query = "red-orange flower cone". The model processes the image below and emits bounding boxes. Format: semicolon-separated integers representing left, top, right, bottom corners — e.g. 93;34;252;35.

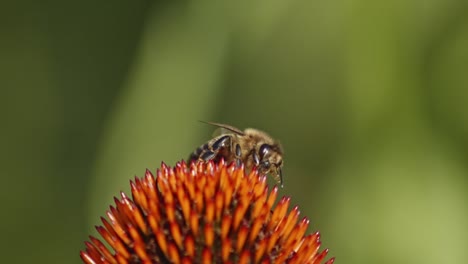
81;160;334;264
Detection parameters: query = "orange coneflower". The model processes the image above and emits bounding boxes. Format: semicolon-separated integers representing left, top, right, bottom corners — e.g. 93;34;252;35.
81;160;334;264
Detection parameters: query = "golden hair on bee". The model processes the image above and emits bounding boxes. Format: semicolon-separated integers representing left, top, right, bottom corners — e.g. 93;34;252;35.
189;122;284;187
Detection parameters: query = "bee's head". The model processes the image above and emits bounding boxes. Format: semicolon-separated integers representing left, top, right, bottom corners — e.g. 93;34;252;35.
257;143;284;187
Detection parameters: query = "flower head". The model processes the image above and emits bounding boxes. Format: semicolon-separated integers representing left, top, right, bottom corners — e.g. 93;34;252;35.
81;160;334;264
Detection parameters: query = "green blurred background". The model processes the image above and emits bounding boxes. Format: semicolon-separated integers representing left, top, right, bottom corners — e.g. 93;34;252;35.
1;0;467;263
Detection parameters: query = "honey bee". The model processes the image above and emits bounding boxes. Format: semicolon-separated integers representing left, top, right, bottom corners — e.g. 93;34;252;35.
188;122;284;186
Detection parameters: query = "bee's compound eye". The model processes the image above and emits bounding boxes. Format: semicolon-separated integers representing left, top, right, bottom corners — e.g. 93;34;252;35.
259;144;272;158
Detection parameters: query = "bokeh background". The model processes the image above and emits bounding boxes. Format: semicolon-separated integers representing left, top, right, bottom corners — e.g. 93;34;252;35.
1;0;467;263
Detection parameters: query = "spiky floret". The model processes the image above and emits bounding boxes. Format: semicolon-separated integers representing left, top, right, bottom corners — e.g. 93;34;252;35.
80;160;334;264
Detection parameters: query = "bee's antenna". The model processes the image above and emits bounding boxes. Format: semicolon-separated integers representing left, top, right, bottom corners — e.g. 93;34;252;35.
198;121;245;135
279;167;283;188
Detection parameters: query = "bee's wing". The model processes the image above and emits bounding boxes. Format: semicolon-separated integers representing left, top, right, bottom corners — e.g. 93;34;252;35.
199;121;245;136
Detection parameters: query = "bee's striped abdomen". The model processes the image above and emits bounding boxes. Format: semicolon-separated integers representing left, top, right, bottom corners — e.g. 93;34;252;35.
188;143;209;162
188;135;231;163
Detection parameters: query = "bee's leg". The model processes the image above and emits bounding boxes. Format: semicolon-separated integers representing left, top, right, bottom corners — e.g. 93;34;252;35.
235;144;242;167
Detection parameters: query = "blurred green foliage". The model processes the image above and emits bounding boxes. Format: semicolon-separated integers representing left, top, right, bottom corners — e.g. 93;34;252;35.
1;0;467;263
